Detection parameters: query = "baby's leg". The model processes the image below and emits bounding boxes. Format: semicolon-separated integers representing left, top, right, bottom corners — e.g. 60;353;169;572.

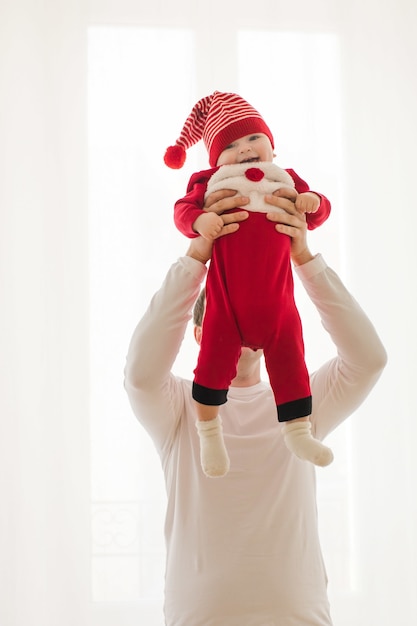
193;259;242;478
263;296;333;467
282;418;333;467
195;405;230;478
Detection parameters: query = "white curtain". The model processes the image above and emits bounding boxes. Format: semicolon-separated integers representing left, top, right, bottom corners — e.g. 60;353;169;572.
1;1;416;625
1;1;91;625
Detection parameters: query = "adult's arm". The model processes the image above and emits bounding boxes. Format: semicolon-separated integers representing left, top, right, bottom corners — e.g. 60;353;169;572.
124;255;206;454
295;255;388;439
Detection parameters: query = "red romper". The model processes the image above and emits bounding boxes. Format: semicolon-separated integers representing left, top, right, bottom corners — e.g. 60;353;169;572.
174;166;331;421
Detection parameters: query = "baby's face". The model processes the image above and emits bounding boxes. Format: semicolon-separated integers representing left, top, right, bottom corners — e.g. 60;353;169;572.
216;133;274;166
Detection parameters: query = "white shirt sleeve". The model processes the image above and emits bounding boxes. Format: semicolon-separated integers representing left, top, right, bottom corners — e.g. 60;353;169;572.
295;254;387;440
123;256;206;456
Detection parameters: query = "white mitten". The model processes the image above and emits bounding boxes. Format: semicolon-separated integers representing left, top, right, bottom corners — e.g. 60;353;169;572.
282;421;334;467
196;416;230;478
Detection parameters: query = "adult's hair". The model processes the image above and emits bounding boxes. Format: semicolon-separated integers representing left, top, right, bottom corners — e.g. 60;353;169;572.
193;287;206;327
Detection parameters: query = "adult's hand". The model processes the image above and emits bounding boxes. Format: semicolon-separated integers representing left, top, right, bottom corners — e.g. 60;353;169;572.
187;190;249;263
204;189;249;215
265;188;314;266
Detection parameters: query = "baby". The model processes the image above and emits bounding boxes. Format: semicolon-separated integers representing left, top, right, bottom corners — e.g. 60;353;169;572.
165;91;333;477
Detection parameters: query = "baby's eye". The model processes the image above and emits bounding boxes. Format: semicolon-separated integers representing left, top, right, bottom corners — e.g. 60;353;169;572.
249;134;260;141
224;142;236;150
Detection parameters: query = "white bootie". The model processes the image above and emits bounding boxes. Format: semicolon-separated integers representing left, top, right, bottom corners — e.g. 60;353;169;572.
196;416;230;478
282;421;333;467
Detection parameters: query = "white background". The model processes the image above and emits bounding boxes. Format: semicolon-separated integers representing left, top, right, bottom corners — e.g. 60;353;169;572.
1;1;416;625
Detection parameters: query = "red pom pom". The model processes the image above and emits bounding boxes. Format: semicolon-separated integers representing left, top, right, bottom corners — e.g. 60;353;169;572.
245;167;264;182
164;145;186;169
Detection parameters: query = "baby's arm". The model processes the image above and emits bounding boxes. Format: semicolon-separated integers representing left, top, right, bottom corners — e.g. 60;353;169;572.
193;211;225;241
295;191;320;214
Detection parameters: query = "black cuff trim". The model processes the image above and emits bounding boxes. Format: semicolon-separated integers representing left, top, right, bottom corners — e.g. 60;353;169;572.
192;382;228;406
277;396;312;422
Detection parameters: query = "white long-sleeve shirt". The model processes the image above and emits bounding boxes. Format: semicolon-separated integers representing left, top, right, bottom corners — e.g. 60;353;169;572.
124;254;387;626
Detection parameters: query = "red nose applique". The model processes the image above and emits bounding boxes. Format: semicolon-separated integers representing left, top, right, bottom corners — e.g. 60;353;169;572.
245;167;265;182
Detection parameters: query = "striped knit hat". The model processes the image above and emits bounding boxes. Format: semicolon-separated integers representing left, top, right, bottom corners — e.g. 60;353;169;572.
164;91;274;169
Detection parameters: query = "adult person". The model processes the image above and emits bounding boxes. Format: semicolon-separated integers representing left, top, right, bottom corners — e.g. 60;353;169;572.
124;188;387;626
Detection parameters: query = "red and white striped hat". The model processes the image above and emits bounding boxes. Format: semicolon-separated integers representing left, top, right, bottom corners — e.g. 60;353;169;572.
164;91;274;169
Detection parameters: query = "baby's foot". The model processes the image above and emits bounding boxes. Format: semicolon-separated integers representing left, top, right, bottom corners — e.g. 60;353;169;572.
196;416;230;477
282;421;333;467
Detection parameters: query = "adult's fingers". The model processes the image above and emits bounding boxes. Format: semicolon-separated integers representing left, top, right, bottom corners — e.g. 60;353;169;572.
221;210;249;224
264;192;300;217
215;210;249;239
272;186;298;202
204;188;236;209
205;190;249;214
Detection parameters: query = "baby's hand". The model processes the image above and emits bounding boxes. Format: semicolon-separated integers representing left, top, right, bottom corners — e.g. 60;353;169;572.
295;192;320;214
193;212;225;241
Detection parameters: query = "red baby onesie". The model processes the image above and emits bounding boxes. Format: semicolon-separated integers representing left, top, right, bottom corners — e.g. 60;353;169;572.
174;166;331;421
